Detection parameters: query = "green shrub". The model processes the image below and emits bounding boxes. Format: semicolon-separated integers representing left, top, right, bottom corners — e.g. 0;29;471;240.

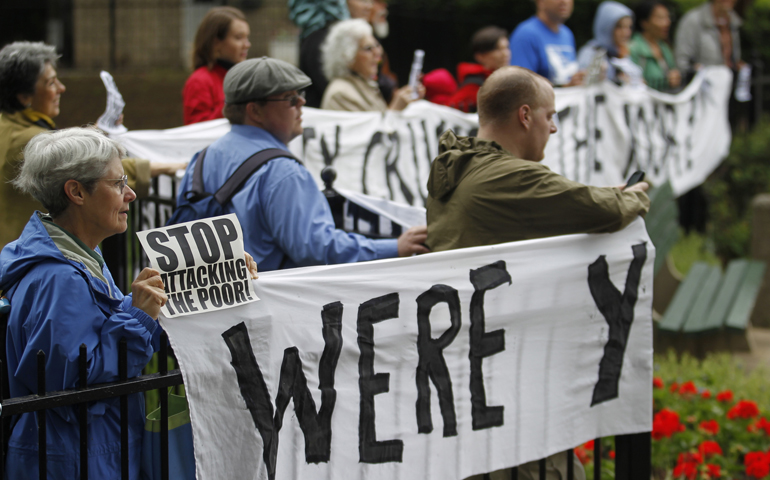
670;231;721;276
704;118;770;261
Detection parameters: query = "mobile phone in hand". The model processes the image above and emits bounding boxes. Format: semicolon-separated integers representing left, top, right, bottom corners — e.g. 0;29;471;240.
625;170;645;188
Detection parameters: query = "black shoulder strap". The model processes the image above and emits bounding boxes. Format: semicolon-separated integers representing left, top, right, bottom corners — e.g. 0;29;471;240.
190;147;209;198
213;148;301;205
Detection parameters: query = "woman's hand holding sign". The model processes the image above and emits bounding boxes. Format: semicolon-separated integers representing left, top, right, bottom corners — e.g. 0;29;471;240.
132;267;169;320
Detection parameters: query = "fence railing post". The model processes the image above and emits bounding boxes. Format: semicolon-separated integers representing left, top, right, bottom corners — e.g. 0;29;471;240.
615;432;651;480
37;350;46;480
119;339;128;480
79;344;88;480
160;333;170;480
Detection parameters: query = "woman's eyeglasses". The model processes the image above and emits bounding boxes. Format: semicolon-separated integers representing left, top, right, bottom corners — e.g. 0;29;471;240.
359;41;382;53
104;174;128;191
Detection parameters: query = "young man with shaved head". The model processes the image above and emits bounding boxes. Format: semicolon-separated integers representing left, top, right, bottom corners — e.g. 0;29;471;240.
426;67;649;479
427;66;649;253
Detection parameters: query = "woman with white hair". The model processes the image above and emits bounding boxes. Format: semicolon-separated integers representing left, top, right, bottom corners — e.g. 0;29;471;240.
0;127;257;478
320;18;423;111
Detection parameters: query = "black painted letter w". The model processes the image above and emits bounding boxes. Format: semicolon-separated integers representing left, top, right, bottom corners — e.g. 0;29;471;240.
221;302;343;480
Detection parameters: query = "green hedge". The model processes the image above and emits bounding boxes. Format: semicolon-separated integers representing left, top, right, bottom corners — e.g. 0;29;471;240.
704;117;770;261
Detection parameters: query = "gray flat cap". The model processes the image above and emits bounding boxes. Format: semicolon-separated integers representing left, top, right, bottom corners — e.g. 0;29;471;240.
224;57;312;104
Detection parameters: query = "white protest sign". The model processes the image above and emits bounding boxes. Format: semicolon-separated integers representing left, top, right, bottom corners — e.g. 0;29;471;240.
161;219;654;480
135;214;258;318
114;66;732;201
97;71;128;135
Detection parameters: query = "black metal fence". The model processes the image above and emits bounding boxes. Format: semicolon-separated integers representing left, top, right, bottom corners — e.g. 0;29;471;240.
0;174;652;479
0;333;183;480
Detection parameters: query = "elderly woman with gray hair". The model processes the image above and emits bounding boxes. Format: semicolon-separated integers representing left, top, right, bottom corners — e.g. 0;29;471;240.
0;41;186;249
0;127;258;479
320;18;423;111
0;128;168;479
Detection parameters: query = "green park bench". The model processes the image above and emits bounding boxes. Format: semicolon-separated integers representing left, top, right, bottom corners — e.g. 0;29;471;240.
645;183;767;356
657;259;766;355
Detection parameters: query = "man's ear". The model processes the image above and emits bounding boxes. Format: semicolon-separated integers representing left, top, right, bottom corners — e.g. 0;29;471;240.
63;179;86;206
518;104;532;131
245;102;264;126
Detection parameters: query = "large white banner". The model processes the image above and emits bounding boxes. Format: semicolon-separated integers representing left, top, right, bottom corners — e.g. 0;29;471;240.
160;219;654;480
116;67;731;203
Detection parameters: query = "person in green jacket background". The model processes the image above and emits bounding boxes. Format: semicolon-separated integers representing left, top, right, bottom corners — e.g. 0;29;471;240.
629;1;682;92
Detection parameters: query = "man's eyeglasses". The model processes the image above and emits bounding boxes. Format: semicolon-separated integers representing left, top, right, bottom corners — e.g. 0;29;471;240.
359;41;381;53
261;91;306;107
104;174;128;191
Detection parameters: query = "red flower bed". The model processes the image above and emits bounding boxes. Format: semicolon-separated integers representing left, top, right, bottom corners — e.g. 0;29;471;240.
652;376;770;479
728;400;761;420
699;420;720;435
652;408;685;440
717;390;734;403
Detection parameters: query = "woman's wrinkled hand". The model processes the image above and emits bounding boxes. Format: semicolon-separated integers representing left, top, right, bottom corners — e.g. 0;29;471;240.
388;83;424;111
131;268;168;320
244;252;258;279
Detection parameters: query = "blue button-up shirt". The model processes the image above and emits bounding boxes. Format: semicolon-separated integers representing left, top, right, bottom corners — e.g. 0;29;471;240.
177;124;398;272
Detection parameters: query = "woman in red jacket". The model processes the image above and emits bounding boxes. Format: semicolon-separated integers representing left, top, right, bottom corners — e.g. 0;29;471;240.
182;7;251;125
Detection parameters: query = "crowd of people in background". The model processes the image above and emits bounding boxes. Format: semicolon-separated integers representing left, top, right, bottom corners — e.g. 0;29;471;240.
177;0;743;121
177;0;745;122
420;0;742;112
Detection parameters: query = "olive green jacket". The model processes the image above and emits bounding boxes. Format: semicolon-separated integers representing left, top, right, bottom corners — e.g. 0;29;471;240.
0;111;151;249
426;131;650;252
0;111;48;248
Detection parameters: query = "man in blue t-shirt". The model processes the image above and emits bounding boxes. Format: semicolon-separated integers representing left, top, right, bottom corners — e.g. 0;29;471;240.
509;0;585;86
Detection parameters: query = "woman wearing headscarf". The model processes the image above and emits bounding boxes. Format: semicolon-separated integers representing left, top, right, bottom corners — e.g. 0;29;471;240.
629;1;681;92
0;42;185;250
183;6;251;125
320;18;423;111
577;1;637;84
0;128;258;479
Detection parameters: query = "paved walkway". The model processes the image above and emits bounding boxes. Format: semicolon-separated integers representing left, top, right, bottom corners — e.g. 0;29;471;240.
733;327;770;371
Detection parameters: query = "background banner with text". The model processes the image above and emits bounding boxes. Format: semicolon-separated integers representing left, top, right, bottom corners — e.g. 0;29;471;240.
116;67;731;203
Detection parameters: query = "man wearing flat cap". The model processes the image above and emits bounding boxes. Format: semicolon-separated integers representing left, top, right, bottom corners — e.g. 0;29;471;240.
177;57;428;271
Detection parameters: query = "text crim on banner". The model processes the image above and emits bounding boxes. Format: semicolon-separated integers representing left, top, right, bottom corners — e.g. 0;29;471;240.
159;219;655;480
115;66;732;202
136;214;259;318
